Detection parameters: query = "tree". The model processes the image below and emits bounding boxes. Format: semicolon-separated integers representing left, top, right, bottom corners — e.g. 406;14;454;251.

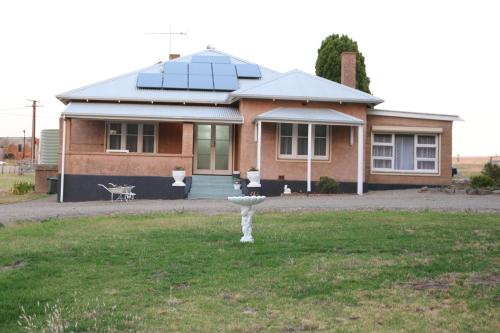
315;34;371;93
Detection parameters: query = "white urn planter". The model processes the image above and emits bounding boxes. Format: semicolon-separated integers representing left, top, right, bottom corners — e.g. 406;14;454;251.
172;170;186;186
227;196;266;243
247;170;261;187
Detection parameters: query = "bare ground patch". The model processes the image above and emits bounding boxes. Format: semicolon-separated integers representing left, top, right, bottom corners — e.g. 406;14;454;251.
0;260;26;272
468;273;500;287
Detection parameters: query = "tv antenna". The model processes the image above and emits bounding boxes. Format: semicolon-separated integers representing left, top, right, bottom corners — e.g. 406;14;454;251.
146;25;187;54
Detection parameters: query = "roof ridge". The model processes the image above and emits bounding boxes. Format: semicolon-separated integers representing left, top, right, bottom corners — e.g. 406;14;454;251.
172;49;281;75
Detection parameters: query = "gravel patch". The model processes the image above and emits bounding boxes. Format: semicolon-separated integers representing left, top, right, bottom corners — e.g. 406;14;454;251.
0;189;499;226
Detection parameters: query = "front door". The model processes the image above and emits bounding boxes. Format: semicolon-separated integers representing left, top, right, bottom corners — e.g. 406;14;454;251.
194;124;232;175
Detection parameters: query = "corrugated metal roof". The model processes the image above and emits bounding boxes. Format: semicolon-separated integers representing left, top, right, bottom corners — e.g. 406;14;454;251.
40;129;59;165
254;107;364;125
231;70;383;105
56;49;281;105
62;102;243;124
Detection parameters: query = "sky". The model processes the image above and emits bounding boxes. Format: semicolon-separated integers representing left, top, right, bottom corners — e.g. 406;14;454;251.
0;0;498;156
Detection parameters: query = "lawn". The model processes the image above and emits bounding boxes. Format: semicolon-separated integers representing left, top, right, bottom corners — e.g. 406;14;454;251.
0;211;499;332
0;173;46;204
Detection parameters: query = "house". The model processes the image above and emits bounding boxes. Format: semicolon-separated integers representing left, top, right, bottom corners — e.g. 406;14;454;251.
56;49;461;202
0;137;38;161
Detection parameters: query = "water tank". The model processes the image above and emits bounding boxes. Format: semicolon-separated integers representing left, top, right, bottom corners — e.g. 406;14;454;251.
39;129;59;165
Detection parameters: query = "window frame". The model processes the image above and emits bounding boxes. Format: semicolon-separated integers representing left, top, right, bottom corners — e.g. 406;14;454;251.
106;122;158;153
277;123;330;160
371;132;439;174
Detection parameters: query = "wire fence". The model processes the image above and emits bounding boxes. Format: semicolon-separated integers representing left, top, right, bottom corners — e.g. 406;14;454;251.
0;160;35;175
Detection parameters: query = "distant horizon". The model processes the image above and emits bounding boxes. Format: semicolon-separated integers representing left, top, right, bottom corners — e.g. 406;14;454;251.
1;0;499;156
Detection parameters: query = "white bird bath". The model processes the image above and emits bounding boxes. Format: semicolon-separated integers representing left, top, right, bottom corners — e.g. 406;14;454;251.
227;196;266;243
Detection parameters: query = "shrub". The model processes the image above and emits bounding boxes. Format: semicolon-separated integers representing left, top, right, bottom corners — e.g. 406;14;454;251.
318;176;339;193
11;181;35;195
173;166;185;171
470;175;495;189
248;166;259;172
481;162;500;185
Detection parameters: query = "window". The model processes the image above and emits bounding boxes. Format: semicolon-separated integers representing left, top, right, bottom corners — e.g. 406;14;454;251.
108;124;122;150
126;124;138;152
142;124;155;153
278;123;329;160
372;133;438;173
106;123;156;153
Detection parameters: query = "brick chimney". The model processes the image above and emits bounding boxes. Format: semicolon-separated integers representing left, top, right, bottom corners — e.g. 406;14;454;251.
169;54;180;60
341;52;356;88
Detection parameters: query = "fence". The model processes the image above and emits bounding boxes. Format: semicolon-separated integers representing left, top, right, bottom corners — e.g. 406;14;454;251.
0;160;35;175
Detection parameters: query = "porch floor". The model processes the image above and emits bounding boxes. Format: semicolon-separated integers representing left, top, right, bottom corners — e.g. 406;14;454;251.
188;175;241;199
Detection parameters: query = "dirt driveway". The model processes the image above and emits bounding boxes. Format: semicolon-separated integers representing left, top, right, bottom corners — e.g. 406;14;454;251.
0;189;499;226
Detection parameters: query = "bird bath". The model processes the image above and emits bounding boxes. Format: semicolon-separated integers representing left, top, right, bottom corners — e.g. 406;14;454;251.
227;196;266;243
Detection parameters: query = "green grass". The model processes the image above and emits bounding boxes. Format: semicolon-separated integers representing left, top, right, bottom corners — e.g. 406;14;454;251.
0;174;46;204
0;211;499;332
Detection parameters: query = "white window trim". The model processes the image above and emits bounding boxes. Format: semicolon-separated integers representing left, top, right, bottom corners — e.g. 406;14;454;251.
371;133;439;174
277;123;330;160
106;122;158;153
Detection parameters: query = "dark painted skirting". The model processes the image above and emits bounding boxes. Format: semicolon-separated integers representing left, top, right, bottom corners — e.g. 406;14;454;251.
242;179;367;197
242;179;437;196
366;183;437;191
57;174;191;202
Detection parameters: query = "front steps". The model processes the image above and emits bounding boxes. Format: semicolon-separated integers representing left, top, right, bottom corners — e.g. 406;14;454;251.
188;175;241;199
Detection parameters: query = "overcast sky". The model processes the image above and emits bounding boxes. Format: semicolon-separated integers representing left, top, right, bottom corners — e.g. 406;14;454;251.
0;0;498;156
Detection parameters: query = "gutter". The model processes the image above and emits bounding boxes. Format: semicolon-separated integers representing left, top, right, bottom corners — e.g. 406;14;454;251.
368;109;463;122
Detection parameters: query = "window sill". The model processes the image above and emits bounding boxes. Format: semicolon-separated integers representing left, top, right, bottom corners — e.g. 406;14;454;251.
371;170;440;176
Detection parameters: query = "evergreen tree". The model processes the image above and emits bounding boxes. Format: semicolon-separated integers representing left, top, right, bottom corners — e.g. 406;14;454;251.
315;34;371;93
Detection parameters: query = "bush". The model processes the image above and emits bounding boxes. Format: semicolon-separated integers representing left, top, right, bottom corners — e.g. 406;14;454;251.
481;162;500;185
470;175;495;189
11;181;35;195
318;176;339;193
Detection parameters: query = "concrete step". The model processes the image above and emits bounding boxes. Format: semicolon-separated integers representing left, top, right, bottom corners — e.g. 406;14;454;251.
191;175;233;185
189;175;241;199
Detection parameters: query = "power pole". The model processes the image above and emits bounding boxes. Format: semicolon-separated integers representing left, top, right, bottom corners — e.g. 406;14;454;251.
22;129;26;159
26;99;42;165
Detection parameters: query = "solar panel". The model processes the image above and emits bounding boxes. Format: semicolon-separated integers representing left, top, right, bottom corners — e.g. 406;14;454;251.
189;63;212;75
163;73;188;89
213;75;239;91
236;64;261;78
212;63;236;76
189;74;213;90
192;55;231;64
164;62;188;74
136;73;163;88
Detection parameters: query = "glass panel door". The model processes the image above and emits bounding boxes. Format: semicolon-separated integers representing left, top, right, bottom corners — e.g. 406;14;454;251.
214;125;230;170
196;125;212;170
195;124;232;174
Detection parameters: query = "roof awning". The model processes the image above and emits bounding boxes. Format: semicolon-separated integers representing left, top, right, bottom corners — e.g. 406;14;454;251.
62;102;243;124
254;107;364;125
